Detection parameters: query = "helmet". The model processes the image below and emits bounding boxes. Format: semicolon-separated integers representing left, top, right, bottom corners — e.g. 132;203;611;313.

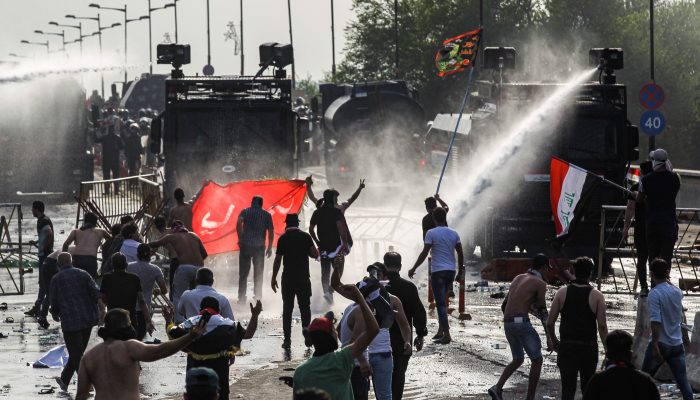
138;108;147;118
146;108;154;118
129;123;140;133
295;97;306;106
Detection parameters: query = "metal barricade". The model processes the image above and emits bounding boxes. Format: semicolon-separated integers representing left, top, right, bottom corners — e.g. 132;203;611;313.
598;205;700;296
344;200;421;266
0;204;25;295
75;174;162;230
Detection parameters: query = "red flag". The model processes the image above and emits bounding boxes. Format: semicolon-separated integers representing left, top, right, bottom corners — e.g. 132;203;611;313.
192;179;307;255
550;157;598;237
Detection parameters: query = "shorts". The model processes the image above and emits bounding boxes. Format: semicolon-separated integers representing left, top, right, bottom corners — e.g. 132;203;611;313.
504;319;542;360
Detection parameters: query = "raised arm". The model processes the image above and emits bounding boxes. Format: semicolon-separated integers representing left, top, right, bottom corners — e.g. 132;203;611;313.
305;176;318;204
62;230;77;252
434;193;449;211
243;300;263;339
126;324;203;362
408;244;432;278
341;179;365;210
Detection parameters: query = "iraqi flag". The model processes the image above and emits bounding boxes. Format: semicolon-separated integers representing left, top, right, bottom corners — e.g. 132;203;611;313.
549;157;599;237
192;179;307;255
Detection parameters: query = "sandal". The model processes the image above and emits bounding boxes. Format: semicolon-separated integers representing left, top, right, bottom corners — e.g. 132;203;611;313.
4;317;14;323
38;388;55;394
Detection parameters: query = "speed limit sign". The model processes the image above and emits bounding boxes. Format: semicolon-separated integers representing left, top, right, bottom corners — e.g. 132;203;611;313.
640;110;665;136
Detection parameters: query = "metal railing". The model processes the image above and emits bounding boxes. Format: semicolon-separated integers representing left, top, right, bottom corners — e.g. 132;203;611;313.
598;205;700;296
0;204;25;295
75;174;162;230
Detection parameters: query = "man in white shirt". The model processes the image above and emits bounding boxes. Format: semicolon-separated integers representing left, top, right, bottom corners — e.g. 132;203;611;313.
127;244;167;340
408;207;463;344
178;268;233;322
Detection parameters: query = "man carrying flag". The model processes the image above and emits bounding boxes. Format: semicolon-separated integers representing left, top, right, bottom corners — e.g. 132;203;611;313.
549;157;601;239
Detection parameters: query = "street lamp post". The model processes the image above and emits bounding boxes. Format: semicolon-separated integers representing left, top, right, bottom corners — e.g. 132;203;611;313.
148;1;175;74
90;3;149;84
20;39;50;55
67;13;121;97
49;21;83;56
34;30;66;53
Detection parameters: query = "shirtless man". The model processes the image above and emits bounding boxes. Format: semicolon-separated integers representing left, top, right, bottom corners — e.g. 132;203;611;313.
148;220;207;322
154;216;179;299
63;212;111;278
489;254;551;400
168;188;193;231
305;175;365;212
76;308;204;400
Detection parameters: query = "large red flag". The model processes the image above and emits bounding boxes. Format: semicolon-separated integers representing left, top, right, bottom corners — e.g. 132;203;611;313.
192;179;307;255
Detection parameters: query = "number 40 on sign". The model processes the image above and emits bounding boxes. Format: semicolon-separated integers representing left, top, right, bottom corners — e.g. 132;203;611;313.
640;110;665;137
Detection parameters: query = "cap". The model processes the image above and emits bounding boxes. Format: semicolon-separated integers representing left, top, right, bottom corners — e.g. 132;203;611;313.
185;367;219;392
532;253;551;270
649;148;668;161
285;213;299;225
308;316;334;335
367;262;388;276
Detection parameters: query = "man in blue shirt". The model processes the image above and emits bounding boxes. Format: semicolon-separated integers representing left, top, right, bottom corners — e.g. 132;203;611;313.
50;252;106;391
642;258;692;400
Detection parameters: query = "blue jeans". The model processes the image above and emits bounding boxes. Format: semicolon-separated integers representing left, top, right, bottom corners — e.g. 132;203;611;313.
504;319;542;360
642;342;693;400
369;352;393;400
431;270;455;332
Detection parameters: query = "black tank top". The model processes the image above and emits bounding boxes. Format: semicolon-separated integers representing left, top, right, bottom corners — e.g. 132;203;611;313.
559;284;597;343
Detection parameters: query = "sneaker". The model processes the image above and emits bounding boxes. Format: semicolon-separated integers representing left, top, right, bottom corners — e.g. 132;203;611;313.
282;338;291;349
432;331;444;341
487;385;503;400
24;307;38;317
37;317;50;329
54;377;68;392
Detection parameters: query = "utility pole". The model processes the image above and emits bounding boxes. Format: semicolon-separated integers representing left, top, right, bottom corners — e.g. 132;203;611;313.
240;0;244;75
331;0;336;78
287;0;295;88
649;0;656;151
394;0;399;78
124;3;128;84
206;0;212;67
148;0;153;74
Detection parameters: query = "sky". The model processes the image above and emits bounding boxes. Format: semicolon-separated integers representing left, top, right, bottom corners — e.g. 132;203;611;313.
0;0;356;93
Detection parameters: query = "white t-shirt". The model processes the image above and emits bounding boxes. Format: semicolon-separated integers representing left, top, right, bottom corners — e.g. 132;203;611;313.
425;226;461;272
120;239;140;263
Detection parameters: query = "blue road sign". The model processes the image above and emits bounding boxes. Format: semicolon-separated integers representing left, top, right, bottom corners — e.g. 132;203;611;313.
640;110;666;136
639;83;665;110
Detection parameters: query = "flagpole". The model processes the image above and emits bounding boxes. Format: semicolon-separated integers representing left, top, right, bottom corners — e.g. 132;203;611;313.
436;66;475;194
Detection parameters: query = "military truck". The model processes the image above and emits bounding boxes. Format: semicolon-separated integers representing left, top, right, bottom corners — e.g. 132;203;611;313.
0;77;93;200
319;80;426;187
150;68;297;197
426;48;639;260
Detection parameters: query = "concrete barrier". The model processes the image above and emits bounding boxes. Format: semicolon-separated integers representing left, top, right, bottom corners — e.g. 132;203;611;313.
631;296;673;380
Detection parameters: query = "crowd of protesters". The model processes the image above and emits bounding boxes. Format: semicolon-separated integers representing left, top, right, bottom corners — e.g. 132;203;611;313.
19;149;695;400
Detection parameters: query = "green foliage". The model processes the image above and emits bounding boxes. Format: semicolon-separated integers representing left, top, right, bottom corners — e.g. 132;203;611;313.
337;0;700;167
